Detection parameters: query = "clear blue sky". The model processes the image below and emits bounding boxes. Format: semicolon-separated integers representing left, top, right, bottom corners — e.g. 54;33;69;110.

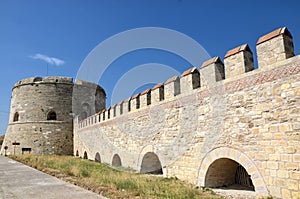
0;0;300;135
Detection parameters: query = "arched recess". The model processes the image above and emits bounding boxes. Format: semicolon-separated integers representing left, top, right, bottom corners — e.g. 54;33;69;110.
76;150;79;157
197;147;269;196
13;112;19;122
95;152;101;163
83;151;88;159
112;154;122;167
140;152;163;174
47;111;57;120
137;145;165;175
205;158;254;190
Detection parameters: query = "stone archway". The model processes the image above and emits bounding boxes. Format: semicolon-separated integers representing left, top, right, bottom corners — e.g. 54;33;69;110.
140;152;163;174
205;158;254;190
112;154;122;167
95;152;101;163
197;147;269;196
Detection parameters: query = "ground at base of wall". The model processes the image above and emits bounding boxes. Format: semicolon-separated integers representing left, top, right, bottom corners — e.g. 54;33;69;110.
10;155;221;199
212;184;258;199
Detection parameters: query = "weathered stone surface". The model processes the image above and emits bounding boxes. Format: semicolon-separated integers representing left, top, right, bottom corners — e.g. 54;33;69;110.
2;27;300;199
74;27;300;198
1;77;106;155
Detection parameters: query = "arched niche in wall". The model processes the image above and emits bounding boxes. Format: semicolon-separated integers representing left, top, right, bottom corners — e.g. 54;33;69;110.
140;152;163;175
47;111;57;120
112;154;122;167
13;112;19;122
95;152;101;163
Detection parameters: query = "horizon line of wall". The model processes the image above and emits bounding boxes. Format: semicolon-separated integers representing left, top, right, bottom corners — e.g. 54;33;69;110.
78;26;296;128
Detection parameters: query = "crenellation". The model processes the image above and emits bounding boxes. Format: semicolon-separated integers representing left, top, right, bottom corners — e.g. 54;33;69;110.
164;76;180;100
103;109;107;121
151;83;164;104
112;104;117;118
116;102;122;117
107;107;112;119
180;67;200;93
97;113;101;123
131;93;140;111
224;44;254;78
140;89;151;108
256;27;294;69
123;97;131;113
200;56;225;87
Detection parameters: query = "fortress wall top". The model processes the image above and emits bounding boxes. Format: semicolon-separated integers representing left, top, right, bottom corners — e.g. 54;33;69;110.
200;56;225;87
180;67;200;92
164;76;180;100
115;102;122;117
123;97;131;114
43;76;74;84
78;26;296;127
106;108;111;121
256;27;294;68
140;89;151;108
13;76;73;88
224;44;254;78
131;93;140;111
151;83;164;104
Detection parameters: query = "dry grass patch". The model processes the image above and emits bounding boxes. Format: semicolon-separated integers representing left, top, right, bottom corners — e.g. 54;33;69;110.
10;155;221;199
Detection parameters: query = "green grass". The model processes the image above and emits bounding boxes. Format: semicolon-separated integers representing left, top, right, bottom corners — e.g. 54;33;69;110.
10;155;221;199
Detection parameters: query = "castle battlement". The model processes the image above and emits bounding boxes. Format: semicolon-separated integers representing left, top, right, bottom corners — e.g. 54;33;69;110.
78;27;296;129
13;76;74;88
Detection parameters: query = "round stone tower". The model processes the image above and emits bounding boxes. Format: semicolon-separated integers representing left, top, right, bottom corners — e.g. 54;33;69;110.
0;76;105;155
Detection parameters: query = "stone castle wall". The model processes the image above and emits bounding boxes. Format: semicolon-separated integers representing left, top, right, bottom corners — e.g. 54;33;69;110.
1;77;106;155
74;27;300;198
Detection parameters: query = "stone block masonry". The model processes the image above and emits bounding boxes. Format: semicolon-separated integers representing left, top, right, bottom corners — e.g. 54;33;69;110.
1;77;106;155
75;27;300;198
1;27;299;198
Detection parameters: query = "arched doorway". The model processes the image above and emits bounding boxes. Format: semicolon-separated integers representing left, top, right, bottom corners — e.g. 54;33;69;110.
140;152;163;174
95;152;101;163
205;158;254;190
76;150;79;157
83;151;88;159
197;147;269;196
112;154;122;167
